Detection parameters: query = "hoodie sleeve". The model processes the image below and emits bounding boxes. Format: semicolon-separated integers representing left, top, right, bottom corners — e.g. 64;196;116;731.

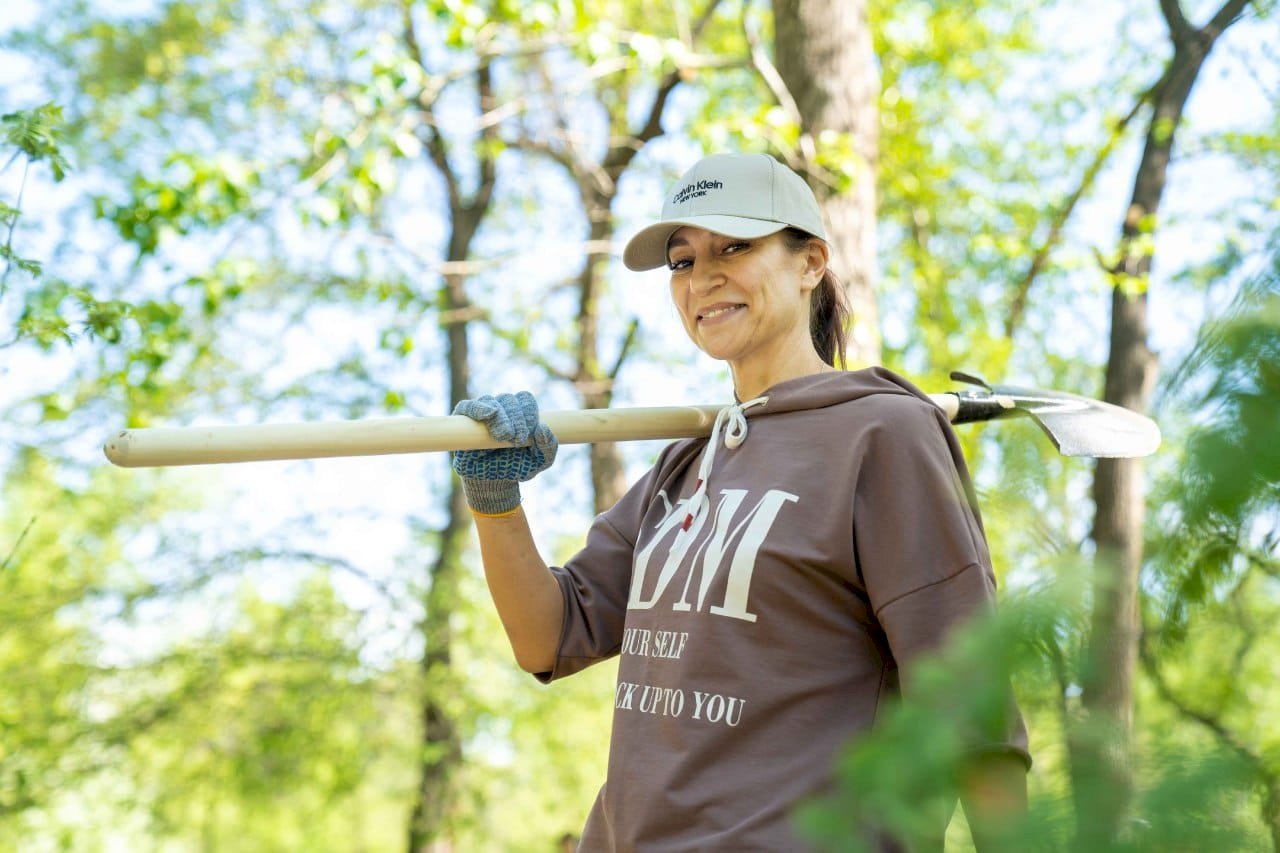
535;439;702;683
851;395;1030;765
535;511;637;683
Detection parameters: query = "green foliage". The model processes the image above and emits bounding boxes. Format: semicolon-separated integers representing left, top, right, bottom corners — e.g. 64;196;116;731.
2;103;70;180
796;581;1266;852
1129;250;1280;852
0;448;175;830
1;446;418;848
1178;268;1280;528
14;278;134;349
872;0;1060;379
1148;250;1280;638
115;575;413;850
96;153;263;256
1;103;70;298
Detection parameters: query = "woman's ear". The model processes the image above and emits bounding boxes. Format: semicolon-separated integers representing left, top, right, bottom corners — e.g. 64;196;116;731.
800;238;829;292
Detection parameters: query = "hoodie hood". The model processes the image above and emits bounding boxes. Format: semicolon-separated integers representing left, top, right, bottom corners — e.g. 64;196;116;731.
675;367;939;541
738;366;936;418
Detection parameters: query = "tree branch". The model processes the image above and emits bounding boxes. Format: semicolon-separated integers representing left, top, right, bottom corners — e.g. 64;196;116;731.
741;2;817;168
1003;89;1152;339
472;60;500;215
1205;0;1255;39
0;159;32;295
1159;0;1194;43
249;547;401;603
485;321;575;382
608;316;641;381
1;516;35;572
1139;630;1265;773
606;0;726;172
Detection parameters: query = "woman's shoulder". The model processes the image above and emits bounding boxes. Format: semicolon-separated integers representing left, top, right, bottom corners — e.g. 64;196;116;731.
826;367;950;431
762;366;942;426
650;436;707;478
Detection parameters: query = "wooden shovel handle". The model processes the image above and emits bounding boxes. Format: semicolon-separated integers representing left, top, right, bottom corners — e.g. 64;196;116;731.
103;405;728;468
104;396;962;468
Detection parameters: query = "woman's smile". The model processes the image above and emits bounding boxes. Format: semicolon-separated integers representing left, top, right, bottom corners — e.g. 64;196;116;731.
696;302;747;324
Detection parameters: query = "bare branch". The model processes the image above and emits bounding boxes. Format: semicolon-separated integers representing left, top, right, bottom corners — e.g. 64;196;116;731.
607;0;727;171
623;71;681;161
1;159;32;295
1004;90;1151;339
400;0;457;207
1205;0;1256;39
1159;0;1194;42
608;316;641;381
515;343;576;383
473;60;500;213
1;516;35;572
536;52;594;184
512;135;577;175
1139;631;1266;774
741;3;817;167
250;547;403;603
401;0;425;72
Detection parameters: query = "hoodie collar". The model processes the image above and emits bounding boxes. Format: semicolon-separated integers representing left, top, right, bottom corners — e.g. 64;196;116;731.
677;395;769;534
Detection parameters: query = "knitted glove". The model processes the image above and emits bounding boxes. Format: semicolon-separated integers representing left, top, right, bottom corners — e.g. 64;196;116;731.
451;391;558;515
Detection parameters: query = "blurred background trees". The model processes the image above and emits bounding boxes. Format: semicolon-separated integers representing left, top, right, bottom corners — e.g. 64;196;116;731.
1;0;1277;849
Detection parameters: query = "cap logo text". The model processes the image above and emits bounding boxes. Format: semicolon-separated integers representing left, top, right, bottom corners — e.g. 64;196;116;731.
671;179;723;205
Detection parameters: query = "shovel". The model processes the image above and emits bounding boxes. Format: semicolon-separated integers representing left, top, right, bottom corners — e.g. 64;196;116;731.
103;372;1160;468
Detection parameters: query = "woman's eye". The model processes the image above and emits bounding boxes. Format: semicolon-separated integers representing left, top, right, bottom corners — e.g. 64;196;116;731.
723;241;750;254
667;257;692;271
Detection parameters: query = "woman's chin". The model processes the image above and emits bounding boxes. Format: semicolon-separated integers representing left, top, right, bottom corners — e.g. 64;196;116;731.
692;337;741;364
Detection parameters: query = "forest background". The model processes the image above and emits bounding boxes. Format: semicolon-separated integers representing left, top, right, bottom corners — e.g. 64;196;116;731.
1;0;1278;850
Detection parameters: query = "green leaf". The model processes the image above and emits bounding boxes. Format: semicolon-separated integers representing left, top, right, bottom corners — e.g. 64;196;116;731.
1;103;71;181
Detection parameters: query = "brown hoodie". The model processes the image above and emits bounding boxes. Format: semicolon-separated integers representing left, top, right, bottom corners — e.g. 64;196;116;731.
542;367;1030;851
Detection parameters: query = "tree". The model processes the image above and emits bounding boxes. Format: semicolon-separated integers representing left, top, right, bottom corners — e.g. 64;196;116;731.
496;0;735;512
771;0;881;366
394;4;502;846
1075;1;1257;844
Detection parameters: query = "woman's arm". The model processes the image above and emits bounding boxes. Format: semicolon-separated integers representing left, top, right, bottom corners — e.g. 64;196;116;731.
472;507;565;674
959;752;1028;851
449;392;565;673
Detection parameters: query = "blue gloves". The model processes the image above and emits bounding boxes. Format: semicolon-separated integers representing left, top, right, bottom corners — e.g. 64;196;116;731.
451;391;558;515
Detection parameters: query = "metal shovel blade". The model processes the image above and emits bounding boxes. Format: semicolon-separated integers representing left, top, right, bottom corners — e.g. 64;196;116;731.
950;372;1161;458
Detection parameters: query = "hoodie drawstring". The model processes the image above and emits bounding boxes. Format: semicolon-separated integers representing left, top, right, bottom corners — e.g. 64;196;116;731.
679;396;769;534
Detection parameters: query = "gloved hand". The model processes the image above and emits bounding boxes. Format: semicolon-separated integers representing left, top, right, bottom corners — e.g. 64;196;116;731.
451;391;558;515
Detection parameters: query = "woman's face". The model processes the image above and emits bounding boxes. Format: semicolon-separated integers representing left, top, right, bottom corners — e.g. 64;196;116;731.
666;226;823;370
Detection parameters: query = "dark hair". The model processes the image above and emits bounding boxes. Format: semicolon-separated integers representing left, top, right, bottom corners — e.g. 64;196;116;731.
781;227;849;368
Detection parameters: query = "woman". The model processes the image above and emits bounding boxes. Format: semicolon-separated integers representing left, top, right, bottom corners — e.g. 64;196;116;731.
452;153;1030;850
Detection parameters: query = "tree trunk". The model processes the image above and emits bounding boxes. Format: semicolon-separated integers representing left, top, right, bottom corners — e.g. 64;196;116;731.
772;0;880;366
1073;1;1250;845
542;6;723;513
404;23;501;845
408;270;474;853
577;202;629;514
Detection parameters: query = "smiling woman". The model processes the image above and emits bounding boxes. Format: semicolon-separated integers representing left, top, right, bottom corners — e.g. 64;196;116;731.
450;153;1030;851
629;155;851;400
662;226;830;399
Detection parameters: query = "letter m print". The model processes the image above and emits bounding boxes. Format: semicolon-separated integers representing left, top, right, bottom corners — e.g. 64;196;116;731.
628;488;798;623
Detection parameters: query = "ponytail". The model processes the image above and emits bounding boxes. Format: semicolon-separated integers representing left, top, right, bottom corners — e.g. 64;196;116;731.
782;228;849;368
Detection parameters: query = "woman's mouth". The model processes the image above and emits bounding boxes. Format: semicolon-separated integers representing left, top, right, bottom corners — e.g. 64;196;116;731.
697;304;746;324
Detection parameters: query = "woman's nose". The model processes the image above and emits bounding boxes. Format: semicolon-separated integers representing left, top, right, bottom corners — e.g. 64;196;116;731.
688;262;723;295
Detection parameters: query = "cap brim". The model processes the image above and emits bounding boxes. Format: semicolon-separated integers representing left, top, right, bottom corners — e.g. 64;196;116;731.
622;215;787;271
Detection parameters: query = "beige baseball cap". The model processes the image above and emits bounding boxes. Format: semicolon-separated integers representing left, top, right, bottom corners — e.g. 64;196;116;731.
622;153;827;271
